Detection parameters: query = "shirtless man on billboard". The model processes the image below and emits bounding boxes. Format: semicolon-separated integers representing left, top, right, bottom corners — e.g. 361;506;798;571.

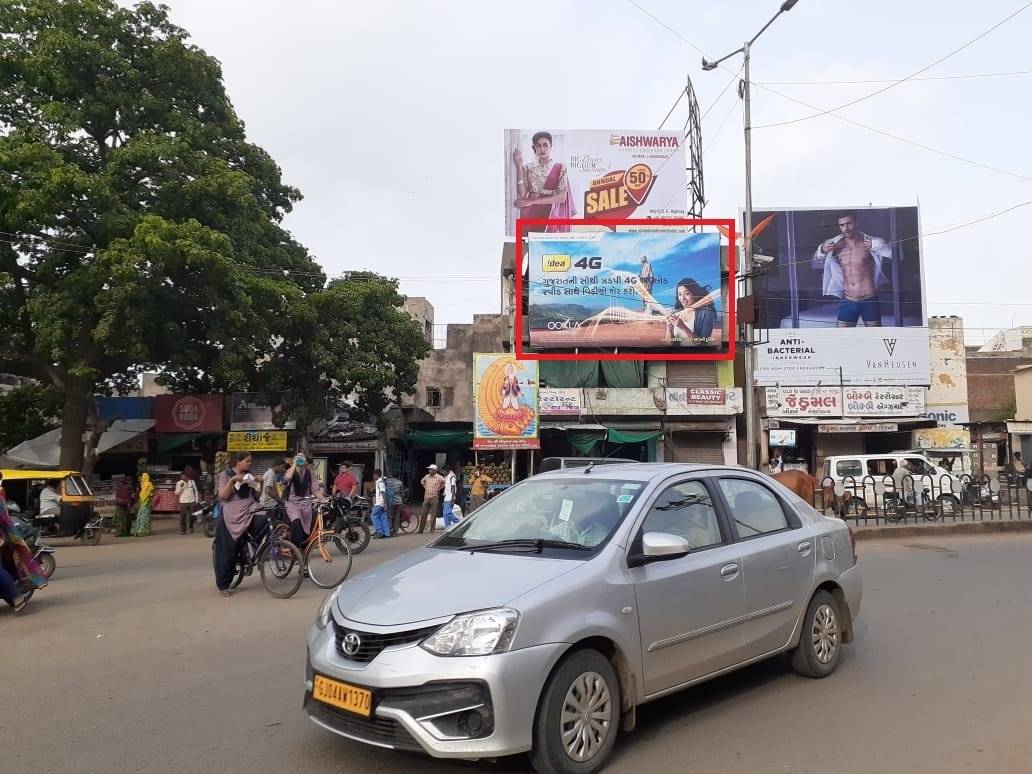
812;212;892;327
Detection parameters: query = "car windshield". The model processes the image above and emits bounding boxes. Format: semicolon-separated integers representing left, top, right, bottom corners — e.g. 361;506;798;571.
434;478;645;552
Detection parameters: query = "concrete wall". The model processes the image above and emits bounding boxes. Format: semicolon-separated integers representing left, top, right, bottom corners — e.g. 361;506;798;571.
410;314;505;423
925;316;969;425
966;350;1032;423
1014;367;1032;421
403;297;435;345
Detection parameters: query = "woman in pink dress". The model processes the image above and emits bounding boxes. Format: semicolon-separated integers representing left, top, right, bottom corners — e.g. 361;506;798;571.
512;131;576;232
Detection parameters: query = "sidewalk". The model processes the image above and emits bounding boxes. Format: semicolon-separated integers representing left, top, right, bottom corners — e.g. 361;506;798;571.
854;518;1032;540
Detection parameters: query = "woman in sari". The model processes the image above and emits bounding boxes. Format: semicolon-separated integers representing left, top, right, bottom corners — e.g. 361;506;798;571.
512;131;576;232
666;277;717;343
132;472;154;537
0;484;46;613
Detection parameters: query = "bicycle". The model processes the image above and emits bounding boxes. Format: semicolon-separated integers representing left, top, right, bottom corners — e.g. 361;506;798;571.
298;497;353;589
210;504;305;598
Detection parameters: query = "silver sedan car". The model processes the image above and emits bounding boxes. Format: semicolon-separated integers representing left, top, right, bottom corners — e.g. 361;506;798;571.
304;463;861;774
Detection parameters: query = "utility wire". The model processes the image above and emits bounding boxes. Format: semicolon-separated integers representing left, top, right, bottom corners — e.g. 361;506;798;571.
658;85;687;129
755;0;1032;129
760;69;1032;85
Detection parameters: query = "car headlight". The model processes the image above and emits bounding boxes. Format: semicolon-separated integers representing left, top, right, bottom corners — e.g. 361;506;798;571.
315;591;336;630
421;608;520;657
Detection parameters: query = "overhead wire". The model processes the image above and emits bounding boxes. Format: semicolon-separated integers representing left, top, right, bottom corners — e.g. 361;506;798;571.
760;69;1032;86
754;0;1032;129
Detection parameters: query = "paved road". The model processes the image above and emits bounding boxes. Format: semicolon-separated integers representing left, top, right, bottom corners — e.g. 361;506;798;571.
5;523;1032;773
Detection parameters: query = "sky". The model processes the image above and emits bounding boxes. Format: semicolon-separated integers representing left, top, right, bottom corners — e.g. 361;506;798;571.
140;0;1032;344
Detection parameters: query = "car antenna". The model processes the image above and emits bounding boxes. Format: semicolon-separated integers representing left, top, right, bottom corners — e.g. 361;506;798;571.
584;462;595;474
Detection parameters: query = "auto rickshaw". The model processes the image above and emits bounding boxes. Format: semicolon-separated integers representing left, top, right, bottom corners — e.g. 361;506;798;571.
0;469;103;545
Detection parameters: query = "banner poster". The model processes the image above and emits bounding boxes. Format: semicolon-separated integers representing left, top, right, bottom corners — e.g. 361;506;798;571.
473;353;540;450
749;206;928;384
528;231;723;350
504;129;687;236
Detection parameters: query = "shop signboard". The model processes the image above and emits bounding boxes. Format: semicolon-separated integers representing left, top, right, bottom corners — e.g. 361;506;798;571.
527;231;725;350
540;388;581;416
842;386;925;417
473;353;540;450
666;387;743;415
750;206;929;385
769;429;797;446
914;428;970;450
226;431;288;452
153;394;223;433
765;387;842;417
819;423;899;434
504;128;687;237
229;393;297;431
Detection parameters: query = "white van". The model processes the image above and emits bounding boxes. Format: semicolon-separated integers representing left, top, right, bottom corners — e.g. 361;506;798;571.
822;453;962;515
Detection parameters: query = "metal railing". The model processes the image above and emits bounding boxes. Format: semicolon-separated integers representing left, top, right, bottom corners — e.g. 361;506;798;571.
816;473;1032;527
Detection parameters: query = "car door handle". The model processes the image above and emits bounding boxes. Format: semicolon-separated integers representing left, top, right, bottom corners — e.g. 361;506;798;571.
719;563;739;580
797;541;813;556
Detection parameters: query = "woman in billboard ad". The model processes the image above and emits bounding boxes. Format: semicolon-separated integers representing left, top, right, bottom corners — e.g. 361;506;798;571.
512;130;575;232
666;277;717;343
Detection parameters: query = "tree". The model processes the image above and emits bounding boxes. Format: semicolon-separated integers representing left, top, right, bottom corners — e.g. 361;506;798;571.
0;1;428;470
0;383;62;453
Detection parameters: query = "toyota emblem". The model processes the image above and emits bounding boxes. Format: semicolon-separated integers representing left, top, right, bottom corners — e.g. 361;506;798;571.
342;632;362;656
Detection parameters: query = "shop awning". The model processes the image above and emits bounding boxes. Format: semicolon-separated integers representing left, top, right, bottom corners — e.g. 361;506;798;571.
665;421;731;432
156;433;209;454
608;428;663;444
403;427;474;449
5;419;155;469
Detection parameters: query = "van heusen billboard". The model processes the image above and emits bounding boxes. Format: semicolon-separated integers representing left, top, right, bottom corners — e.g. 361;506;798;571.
750;206;929;386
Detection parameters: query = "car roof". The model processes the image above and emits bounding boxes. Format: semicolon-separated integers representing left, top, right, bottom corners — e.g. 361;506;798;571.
1;469;82;481
531;462;750;483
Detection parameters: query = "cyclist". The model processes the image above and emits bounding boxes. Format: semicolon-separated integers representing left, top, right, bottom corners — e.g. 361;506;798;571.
213;452;262;597
283;452;326;547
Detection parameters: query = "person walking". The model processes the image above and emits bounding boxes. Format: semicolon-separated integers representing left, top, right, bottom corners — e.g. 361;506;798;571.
113;476;135;537
175;467;200;534
282;452;324;547
469;467;493;512
418;464;445;534
442;465;460;528
213;452;262;597
370;469;391;539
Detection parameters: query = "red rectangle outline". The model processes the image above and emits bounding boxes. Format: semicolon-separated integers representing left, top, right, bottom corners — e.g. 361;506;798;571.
514;218;736;361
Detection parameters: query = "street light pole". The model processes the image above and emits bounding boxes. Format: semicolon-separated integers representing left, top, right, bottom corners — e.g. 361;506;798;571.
702;0;798;470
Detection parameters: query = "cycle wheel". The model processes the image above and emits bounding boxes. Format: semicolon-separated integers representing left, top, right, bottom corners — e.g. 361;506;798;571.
399;510;419;534
305;534;353;589
258;539;304;598
340;520;370;554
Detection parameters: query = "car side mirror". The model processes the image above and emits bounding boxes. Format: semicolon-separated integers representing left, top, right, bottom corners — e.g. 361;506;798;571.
628;532;692;567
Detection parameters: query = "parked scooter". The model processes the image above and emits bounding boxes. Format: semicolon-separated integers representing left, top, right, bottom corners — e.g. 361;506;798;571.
192;500;217;539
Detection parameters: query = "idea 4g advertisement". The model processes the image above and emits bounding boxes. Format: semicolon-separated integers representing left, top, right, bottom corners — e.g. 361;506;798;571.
503;129;687;236
526;230;725;351
473;353;540;450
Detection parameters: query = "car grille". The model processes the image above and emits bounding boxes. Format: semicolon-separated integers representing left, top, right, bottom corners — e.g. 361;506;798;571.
305;696;423;752
333;622;442;663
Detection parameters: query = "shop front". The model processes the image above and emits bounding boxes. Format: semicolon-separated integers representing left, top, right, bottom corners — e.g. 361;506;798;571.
664;387;743;465
308;418;380;495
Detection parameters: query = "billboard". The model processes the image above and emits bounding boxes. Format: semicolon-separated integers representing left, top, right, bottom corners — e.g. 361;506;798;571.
504;129;687;236
749;205;928;385
473;353;539;450
229;393;297;431
153;394;223;433
527;231;724;350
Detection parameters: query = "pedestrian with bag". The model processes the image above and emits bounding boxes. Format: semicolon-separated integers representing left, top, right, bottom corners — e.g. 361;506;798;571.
442;465;460;528
175;467;200;535
370;469;393;539
418;464;445;534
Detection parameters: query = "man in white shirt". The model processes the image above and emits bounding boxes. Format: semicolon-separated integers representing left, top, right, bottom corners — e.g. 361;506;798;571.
175;468;200;534
442;465;460;528
38;482;60;517
260;461;287;511
370;469;391;539
811;211;892;327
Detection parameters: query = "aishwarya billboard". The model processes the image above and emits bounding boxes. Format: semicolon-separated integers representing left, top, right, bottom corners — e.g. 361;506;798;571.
473;354;540;450
748;206;928;385
504;129;687;236
527;231;724;350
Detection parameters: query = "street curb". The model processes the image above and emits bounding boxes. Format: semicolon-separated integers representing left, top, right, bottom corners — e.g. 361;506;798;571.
853;519;1032;541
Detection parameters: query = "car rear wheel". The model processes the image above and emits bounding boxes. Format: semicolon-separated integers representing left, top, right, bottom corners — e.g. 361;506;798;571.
790;590;843;678
530;649;619;774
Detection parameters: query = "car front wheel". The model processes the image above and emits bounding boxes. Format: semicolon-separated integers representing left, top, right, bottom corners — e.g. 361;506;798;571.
790;590;844;678
530;649;620;774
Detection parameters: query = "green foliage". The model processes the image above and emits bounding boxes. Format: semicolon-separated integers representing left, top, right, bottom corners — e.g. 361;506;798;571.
0;383;61;452
0;1;428;464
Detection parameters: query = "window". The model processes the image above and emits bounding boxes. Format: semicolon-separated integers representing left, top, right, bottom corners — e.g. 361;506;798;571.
641;480;723;551
835;459;863;478
718;478;790;539
426;387;442;408
905;457;936;477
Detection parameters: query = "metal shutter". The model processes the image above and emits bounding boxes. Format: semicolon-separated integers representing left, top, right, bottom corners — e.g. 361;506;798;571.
666;362;718;388
667;432;725;464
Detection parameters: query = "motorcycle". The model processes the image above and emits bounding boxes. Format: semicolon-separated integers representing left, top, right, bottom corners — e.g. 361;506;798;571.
10;512;56;580
192;500;217;539
329;494;371;554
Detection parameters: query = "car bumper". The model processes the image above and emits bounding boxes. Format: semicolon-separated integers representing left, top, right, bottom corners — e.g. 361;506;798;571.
304;620;566;759
839;564;862;622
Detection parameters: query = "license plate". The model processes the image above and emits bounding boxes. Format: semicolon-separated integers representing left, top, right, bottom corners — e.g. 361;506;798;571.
312;675;373;717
